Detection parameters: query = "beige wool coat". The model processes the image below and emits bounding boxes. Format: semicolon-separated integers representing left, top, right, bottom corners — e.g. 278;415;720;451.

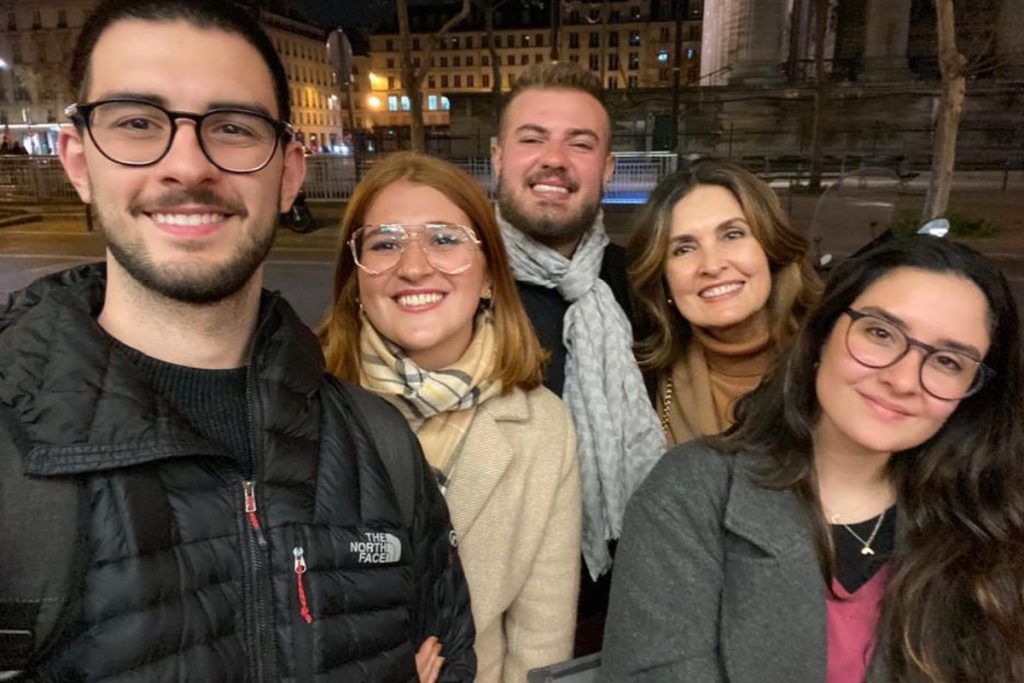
444;385;582;683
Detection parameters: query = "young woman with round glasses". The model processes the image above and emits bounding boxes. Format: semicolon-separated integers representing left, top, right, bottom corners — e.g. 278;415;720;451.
602;236;1024;682
318;152;581;683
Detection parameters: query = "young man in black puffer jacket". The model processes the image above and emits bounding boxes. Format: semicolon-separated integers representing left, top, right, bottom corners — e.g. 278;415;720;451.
0;1;474;680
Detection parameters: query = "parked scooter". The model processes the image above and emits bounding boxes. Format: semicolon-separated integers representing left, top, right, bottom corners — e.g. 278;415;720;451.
280;190;315;233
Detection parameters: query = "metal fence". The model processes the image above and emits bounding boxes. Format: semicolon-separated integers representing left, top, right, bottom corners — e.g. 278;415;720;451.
0;155;79;202
302;151;680;204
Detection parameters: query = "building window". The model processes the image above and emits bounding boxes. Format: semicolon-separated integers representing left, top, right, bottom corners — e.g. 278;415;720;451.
589;33;600;48
413;38;421;50
482;35;489;48
401;96;410;110
569;54;580;63
494;35;501;48
467;74;474;87
482;73;490;88
658;49;670;63
32;10;40;29
608;53;620;70
507;35;515;48
631;5;642;19
57;10;67;28
451;37;460;49
507;74;515;87
660;27;670;42
440;56;448;67
628;75;638;88
569;33;579;49
569;10;580;23
630;31;641;46
441;96;451;110
520;54;528;65
588;54;599;71
482;55;489;66
608;32;619;48
629;52;640;70
536;33;544;47
689;25;701;40
428;94;438;111
466;56;474;66
466;37;473;49
523;34;530;45
686;47;696;59
7;12;15;31
608;76;618;89
386;39;394;51
535;53;543;63
12;40;21;64
387;95;398;111
388;76;396;89
428;75;436;88
506;54;514;65
441;75;449;87
610;10;620;21
413;57;421;67
453;75;461;87
386;58;394;68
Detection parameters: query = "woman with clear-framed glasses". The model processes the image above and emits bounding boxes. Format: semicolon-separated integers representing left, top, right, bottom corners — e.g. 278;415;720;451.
318;152;581;683
602;236;1024;683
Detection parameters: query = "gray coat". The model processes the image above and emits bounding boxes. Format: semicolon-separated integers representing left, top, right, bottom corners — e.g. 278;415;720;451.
600;440;891;683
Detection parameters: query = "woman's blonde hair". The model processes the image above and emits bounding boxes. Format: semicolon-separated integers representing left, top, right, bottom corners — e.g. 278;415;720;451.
317;151;545;390
628;159;822;374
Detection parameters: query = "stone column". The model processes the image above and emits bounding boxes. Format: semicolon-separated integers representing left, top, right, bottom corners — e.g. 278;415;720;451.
860;0;913;81
729;0;790;84
998;0;1024;79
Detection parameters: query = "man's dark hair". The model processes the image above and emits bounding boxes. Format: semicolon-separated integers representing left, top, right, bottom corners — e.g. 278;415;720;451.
498;61;610;139
70;0;291;122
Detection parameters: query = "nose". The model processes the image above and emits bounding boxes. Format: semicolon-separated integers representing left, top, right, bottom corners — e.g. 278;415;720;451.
877;349;924;395
395;239;435;280
157;119;219;186
538;139;569;169
697;244;727;277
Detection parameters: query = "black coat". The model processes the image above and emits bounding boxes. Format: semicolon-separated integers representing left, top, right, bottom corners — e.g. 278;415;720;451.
0;265;475;682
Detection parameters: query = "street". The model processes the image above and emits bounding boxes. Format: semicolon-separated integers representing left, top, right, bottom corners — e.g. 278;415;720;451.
3;195;1024;329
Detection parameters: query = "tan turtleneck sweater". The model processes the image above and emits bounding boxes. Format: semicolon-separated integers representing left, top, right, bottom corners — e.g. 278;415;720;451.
657;317;773;446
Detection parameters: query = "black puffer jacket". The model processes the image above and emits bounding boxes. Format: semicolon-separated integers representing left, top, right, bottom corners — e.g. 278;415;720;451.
0;265;475;682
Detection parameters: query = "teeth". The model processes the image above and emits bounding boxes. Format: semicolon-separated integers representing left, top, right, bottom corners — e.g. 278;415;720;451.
397;293;444;307
152;212;226;226
700;283;743;299
532;183;569;194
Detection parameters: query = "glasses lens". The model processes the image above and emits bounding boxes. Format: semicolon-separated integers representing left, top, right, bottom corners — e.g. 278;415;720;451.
846;314;905;368
921;351;982;400
200;111;278;172
88;101;171;164
354;224;477;274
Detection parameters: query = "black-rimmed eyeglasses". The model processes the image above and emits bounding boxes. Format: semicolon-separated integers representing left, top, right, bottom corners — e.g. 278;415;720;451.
65;99;294;174
843;308;992;401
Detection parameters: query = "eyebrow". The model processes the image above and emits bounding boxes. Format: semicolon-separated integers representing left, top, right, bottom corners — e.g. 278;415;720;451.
668;217;750;244
513;123;601;142
858;305;984;358
92;92;276;119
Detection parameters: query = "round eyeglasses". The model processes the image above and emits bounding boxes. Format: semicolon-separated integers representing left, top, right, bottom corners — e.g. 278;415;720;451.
843;308;992;401
349;223;482;275
65;99;293;174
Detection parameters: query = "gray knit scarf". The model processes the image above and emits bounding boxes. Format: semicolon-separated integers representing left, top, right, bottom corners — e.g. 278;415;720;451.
498;207;666;578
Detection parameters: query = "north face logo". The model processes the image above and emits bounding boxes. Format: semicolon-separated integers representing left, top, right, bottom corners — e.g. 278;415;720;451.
350;532;402;564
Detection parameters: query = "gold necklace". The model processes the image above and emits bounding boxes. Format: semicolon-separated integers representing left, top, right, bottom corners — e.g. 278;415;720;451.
659;374;674;433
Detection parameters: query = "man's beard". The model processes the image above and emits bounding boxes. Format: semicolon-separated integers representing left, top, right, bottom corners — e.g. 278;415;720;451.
496;172;601;250
93;190;277;305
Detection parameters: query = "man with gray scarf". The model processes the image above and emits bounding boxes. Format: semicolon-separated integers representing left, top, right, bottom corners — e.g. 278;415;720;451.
491;62;665;654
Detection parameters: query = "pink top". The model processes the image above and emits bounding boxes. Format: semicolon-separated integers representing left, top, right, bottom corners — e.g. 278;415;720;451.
826;565;891;683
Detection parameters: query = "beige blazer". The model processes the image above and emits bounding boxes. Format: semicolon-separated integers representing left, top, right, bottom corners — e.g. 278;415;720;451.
445;386;581;683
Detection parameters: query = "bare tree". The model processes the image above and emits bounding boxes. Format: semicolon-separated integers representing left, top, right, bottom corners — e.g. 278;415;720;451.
474;0;511;122
396;0;472;151
807;0;831;191
922;0;1001;220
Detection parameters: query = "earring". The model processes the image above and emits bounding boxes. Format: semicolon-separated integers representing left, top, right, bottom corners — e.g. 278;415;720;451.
667;297;674;305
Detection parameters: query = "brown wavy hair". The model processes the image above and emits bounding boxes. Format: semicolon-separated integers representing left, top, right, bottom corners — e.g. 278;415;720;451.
317;151;545;391
711;237;1024;682
628;160;822;375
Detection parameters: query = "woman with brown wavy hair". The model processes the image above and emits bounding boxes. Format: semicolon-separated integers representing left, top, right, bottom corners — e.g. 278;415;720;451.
628;160;821;444
318;152;581;683
603;236;1024;682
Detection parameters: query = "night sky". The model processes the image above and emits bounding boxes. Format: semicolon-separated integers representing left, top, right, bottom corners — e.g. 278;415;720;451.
301;0;396;29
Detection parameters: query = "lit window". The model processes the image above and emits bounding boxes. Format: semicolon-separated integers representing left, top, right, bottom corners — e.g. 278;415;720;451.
686;48;696;59
401;96;410;111
441;96;450;111
387;95;398;111
428;95;438;111
658;50;669;63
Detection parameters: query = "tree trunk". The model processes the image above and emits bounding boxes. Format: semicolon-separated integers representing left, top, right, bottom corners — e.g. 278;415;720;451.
484;2;503;125
671;0;683;153
923;0;967;221
549;0;560;61
808;0;829;191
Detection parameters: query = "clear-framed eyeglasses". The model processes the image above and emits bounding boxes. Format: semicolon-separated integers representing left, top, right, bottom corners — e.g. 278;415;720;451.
843;308;993;401
64;99;294;174
349;223;482;275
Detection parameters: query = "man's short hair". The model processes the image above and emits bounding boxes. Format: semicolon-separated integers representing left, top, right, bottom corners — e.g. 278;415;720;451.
498;61;610;139
70;0;291;122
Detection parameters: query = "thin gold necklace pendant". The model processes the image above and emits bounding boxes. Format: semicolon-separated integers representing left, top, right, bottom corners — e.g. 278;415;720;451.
860;546;875;556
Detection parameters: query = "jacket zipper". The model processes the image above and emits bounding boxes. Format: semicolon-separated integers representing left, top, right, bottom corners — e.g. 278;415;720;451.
292;545;314;682
241;478;270;682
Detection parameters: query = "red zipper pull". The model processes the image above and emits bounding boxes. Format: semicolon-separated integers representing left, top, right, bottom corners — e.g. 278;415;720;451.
294;546;313;624
243;480;261;532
